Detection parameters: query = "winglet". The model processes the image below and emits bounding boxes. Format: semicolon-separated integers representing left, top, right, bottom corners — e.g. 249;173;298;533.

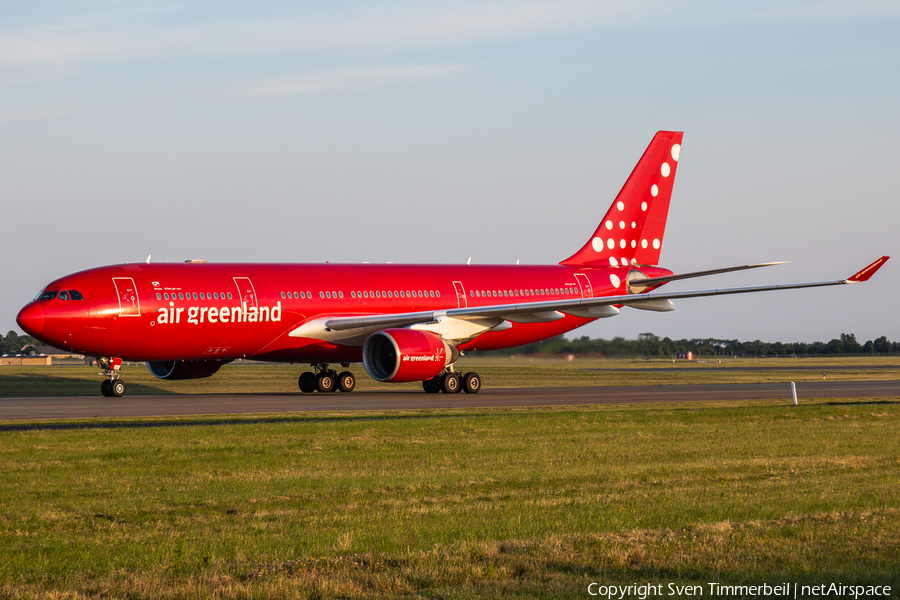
846;256;890;283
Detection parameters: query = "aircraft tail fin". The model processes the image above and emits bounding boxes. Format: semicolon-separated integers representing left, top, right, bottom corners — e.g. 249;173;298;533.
561;131;683;267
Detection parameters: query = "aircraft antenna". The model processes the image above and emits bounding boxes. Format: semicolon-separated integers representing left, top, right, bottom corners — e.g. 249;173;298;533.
146;255;152;264
467;257;472;265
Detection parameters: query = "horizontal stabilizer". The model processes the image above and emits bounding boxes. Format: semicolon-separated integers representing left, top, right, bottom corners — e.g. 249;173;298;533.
629;261;787;292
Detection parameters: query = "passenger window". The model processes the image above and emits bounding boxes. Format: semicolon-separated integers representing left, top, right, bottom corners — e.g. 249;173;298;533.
436;290;440;297
339;291;344;298
164;293;170;300
281;292;286;299
58;290;69;300
228;292;233;300
156;293;162;300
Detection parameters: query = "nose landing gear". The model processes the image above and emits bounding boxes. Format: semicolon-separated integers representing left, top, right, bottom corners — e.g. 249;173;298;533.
98;357;126;397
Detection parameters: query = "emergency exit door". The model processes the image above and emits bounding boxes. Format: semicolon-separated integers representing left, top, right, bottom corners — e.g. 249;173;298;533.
112;277;141;317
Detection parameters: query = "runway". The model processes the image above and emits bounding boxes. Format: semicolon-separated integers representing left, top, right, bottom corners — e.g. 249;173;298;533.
1;380;898;421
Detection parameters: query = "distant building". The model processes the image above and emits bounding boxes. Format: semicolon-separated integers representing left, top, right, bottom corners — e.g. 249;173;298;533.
1;356;52;366
0;344;83;366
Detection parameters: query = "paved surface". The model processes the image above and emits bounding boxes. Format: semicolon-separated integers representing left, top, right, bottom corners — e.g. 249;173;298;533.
593;365;900;372
1;380;898;422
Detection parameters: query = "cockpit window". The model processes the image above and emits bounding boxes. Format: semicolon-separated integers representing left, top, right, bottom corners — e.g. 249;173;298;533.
58;290;70;300
70;290;84;300
37;291;58;301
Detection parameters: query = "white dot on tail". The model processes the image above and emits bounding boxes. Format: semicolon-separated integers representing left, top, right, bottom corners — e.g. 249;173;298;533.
605;220;613;230
631;221;636;228
651;185;658;197
617;201;624;211
661;162;670;177
653;238;660;249
592;237;604;252
641;201;648;211
607;239;615;250
641;239;648;249
610;274;621;288
609;257;618;266
631;258;637;265
619;221;625;229
671;144;681;162
630;240;636;248
620;239;626;248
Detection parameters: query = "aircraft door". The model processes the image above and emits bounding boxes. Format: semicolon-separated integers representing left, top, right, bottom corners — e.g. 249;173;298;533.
574;273;593;299
452;281;467;308
112;277;141;317
233;277;258;311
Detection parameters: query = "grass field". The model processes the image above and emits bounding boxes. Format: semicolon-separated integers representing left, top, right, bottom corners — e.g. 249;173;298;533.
2;395;899;598
2;359;898;598
2;356;900;397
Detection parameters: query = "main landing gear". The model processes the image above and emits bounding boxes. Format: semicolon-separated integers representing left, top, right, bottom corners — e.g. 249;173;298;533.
299;363;356;394
98;357;126;397
423;370;481;394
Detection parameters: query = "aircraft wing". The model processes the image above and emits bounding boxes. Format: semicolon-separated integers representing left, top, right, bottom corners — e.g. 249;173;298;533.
290;256;889;340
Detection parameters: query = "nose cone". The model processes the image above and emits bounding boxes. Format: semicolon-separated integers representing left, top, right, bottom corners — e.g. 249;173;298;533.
16;303;44;337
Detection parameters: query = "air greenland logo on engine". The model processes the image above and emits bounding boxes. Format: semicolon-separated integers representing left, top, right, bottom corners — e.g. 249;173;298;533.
402;347;444;362
155;301;281;325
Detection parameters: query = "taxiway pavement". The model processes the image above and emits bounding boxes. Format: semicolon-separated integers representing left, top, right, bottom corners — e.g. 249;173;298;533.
1;380;898;421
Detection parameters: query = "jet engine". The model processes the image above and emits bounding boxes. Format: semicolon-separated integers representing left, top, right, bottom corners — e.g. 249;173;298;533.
363;329;458;383
147;359;227;380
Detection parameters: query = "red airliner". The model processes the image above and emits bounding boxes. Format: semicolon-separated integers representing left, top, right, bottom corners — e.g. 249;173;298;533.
16;132;889;397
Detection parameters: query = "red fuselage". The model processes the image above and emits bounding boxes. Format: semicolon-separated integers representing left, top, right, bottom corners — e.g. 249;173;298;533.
17;262;671;363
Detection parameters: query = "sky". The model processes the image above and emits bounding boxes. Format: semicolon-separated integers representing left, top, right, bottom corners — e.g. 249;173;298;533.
1;0;898;344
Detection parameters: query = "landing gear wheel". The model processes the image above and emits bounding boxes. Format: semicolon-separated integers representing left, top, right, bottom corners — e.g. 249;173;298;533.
299;372;316;393
337;371;356;393
440;372;460;394
462;372;481;394
423;377;441;394
316;373;336;393
100;379;112;397
110;380;126;397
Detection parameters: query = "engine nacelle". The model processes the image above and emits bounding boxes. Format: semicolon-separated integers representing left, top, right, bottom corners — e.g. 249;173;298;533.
363;329;458;383
147;359;227;380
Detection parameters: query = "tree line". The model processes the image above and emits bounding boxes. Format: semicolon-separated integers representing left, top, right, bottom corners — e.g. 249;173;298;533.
3;328;897;359
477;332;899;358
1;331;40;356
